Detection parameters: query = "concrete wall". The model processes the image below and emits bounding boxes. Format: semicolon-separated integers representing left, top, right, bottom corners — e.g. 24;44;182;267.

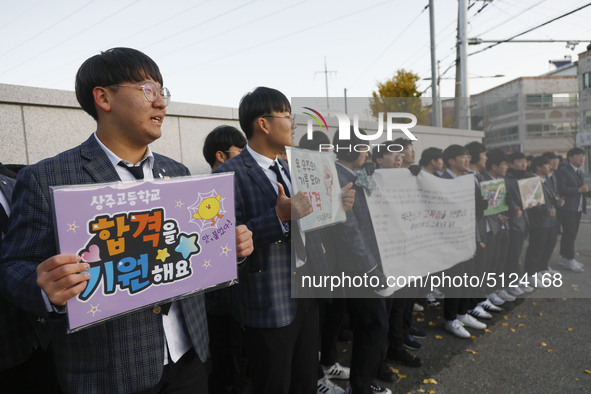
0;83;482;174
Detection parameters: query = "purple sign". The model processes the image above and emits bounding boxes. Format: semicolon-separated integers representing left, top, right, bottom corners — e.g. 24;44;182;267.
51;174;236;332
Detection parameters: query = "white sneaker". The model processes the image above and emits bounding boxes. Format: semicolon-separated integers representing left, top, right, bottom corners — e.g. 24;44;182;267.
318;376;345;394
369;382;392;394
546;267;559;274
478;298;502;312
506;286;524;297
565;259;584;273
426;292;440;307
468;305;492;320
518;283;534;293
558;256;583;269
496;289;516;302
445;319;471;338
458;314;487;330
432;287;445;299
323;362;350;380
413;303;424;312
488;293;505;306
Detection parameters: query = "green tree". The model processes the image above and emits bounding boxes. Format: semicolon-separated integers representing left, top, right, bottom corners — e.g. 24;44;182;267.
369;69;428;124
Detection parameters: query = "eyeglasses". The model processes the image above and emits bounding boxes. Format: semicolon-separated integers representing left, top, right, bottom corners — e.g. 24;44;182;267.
262;114;297;130
111;81;171;106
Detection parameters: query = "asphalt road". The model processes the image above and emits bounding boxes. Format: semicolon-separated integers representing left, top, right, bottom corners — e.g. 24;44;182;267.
333;218;591;393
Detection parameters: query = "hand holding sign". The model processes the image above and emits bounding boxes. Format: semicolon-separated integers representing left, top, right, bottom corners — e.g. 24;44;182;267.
36;254;90;306
235;225;253;258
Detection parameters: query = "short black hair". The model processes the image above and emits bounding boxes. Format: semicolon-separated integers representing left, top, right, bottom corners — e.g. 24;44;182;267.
567;147;585;157
419;147;443;167
333;126;367;162
465;141;486;165
75;47;163;121
238;87;291;139
392;138;413;149
541;151;557;160
202;125;247;167
299;131;330;151
532;156;549;171
372;140;402;162
508;152;526;163
443;145;469;168
485;148;509;171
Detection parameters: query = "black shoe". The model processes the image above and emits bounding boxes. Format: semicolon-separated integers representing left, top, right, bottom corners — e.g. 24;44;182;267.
376;362;395;383
387;350;422;368
409;326;427;338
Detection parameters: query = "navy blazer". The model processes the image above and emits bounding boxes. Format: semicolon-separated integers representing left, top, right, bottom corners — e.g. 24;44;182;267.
555;164;589;213
329;163;381;280
214;148;325;328
0;174;40;372
504;169;529;233
0;135;208;393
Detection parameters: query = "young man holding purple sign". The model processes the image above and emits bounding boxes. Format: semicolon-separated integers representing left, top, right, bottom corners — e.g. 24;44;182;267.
0;47;253;394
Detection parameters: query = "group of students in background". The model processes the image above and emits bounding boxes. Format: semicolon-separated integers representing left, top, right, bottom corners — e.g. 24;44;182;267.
0;47;589;394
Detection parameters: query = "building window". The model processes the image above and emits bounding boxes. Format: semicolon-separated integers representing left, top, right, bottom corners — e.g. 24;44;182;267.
584;72;591;89
484;126;519;144
526;93;578;108
585;110;591;126
526;122;577;137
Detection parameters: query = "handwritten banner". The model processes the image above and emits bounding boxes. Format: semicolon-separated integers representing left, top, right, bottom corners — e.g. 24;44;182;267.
51;174;236;332
366;170;476;282
480;179;508;216
287;147;346;231
518;176;545;208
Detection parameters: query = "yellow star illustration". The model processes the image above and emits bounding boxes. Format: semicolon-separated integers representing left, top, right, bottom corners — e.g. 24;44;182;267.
156;248;170;262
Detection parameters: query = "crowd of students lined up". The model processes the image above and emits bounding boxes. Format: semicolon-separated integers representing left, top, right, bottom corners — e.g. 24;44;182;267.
0;47;589;394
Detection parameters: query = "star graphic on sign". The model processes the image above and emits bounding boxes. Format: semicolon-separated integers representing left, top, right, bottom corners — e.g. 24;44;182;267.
87;304;101;316
203;260;212;269
175;200;184;208
175;233;200;259
156;248;170;262
220;244;231;256
67;221;79;232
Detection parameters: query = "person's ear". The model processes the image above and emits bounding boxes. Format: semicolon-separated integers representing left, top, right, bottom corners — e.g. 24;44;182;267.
216;151;228;164
93;86;111;113
257;117;271;135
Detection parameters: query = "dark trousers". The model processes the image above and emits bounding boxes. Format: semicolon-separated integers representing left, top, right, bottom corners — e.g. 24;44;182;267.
442;260;470;320
505;230;527;277
525;226;557;275
494;228;510;286
244;298;319;394
207;313;247;394
559;211;582;260
0;346;62;394
385;298;412;355
348;298;388;394
319;297;346;368
135;349;208;394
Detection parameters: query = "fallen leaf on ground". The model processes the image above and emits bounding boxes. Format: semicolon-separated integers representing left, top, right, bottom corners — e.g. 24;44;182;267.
510;328;516;332
484;328;492;333
567;328;573;331
435;335;443;339
466;349;477;354
428;321;436;327
518;323;525;327
416;318;425;322
427;390;436;394
423;378;438;384
584;370;591;375
503;315;508;320
540;342;547;347
502;322;509;326
547;349;553;353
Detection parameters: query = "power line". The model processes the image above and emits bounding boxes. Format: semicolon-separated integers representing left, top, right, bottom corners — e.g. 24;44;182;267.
469;2;591;57
350;2;428;88
0;0;142;77
0;1;95;61
157;1;307;60
474;0;549;37
166;0;393;77
0;0;44;35
141;1;257;51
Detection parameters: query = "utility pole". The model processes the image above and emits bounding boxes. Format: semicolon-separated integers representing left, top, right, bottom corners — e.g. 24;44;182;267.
454;0;470;129
429;0;442;127
315;57;336;112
